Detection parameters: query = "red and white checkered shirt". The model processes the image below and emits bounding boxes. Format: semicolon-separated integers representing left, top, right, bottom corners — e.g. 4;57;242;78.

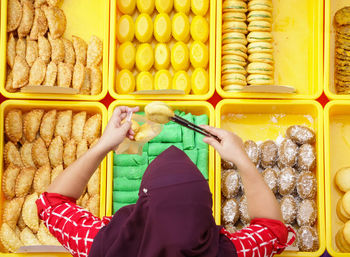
36;192;295;257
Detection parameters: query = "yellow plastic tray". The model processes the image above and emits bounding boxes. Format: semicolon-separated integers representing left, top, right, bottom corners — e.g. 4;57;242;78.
216;0;323;99
106;100;215;216
215;99;325;256
108;0;215;100
0;100;108;256
324;0;350;100
324;101;350;256
0;0;109;101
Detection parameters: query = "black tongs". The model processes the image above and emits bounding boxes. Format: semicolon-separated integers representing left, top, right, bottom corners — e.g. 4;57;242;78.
171;115;221;142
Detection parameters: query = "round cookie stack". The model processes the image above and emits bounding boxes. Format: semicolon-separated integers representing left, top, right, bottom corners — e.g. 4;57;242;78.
221;0;249;91
246;0;274;86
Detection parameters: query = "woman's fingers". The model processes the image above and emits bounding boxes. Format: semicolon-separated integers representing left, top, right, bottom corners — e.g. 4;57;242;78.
203;136;222;150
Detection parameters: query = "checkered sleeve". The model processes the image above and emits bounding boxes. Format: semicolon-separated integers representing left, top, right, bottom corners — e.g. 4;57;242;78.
221;218;296;257
36;192;112;257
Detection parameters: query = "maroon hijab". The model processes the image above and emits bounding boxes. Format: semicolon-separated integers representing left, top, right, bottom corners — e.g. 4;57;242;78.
89;146;237;257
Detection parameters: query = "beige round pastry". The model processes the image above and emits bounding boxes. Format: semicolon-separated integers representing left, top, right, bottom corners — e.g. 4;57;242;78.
248;53;274;64
222;63;247;75
247;74;274;85
262;167;278;193
335;167;350;192
145;102;174;124
222;73;247;86
222;0;247;13
239;195;251;225
286;125;316;145
259;140;278;168
248;0;273;12
342;191;350;217
223;85;245;92
222;32;248;45
222;43;248;58
297;144;316;171
247;31;273;42
278;138;298;168
222;54;247;66
343;221;350;247
278;166;297;196
247;42;273;54
247;10;273;22
337;198;350;223
297;226;319;252
297;171;317;199
247;62;273;75
297;199;317;226
336;226;350;252
222;198;240;225
280;195;297;224
247;20;272;32
222;170;240;198
222;21;248;34
221;159;236;170
223;12;247;22
244;140;260;165
224;223;237;234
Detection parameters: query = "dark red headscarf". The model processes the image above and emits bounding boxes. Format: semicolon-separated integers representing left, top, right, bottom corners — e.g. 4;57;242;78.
89;146;236;257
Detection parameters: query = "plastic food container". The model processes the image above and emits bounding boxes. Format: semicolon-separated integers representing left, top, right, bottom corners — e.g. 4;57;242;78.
0;0;109;101
324;101;350;256
215;99;325;256
0;100;108;255
216;0;323;99
108;0;215;100
106;100;215;216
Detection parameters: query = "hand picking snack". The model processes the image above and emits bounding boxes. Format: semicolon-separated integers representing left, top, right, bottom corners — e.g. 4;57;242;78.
221;125;319;252
1;108;102;252
6;0;103;95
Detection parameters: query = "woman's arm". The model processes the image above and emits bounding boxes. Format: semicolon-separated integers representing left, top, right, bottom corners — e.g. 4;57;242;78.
202;126;282;222
46;106;139;199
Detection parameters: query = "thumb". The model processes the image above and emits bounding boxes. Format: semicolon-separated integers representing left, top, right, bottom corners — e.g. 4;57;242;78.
203;136;221;150
120;120;131;134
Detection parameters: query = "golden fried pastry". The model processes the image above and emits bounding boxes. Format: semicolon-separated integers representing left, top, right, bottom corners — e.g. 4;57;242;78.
32;137;50;167
286;125;316;145
38;35;51;64
5;70;16;93
145;102;174;124
5;109;22;144
90;66;102;95
62;38;76;65
29;58;47;85
262;167;278;193
47;0;59;6
15;226;21;238
83;114;102;144
49;36;65;63
4;142;23;167
278;166;296;196
297;226;319;252
43;61;58;86
63;139;76;167
15;167;36;197
297;199;317;226
76;139;88;158
87;167;100;196
40;109;57;147
57;62;73;87
81;193;89;208
335;7;350;27
7;0;23;32
221;159;236;170
80;68;91;94
72;35;88;66
87;194;100;217
7;33;16;68
278;138;298;168
12;55;30;88
72;61;85;90
23;193;39;233
244;140;260;165
2;197;24;230
37;221;60;245
48;136;63;167
2;164;21;199
280;195;297;224
26;38;39;67
33;164;51;195
259;140;278;168
221;169;240;198
17;0;34;38
72;112;86;142
297;171;317;199
297;144;316;171
30;7;48;40
17;215;26;230
51;164;63;183
336;167;350;192
34;0;47;8
24;109;44;142
16;38;26;58
20;142;35;168
55;110;72;143
222;199;239;225
87;35;103;67
20;227;40;246
42;5;66;39
0;223;23;252
239;195;250;225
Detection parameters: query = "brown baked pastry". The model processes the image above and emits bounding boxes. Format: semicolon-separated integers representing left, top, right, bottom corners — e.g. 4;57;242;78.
335;7;350;27
222;159;236;170
297;199;317;226
297;226;319;252
297;144;316;171
244;140;260;165
224;223;237;234
286;125;316;145
278;167;297;196
222;199;240;225
278;138;298;168
222;170;240;198
259;140;278;168
280;195;297;224
297;171;317;199
262;167;278;193
239;195;250;225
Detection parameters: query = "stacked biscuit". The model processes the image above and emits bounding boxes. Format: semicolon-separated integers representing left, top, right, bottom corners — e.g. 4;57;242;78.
246;0;274;85
221;0;249;91
334;7;350;94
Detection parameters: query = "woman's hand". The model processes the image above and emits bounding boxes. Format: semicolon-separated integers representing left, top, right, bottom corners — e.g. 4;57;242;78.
96;106;139;154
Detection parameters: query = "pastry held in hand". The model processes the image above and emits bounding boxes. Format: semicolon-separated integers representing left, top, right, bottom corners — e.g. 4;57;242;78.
145;101;174;124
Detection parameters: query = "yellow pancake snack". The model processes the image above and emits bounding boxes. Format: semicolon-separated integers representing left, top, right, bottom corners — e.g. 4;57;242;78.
190;41;209;68
190;15;209;43
117;41;136;70
116;15;134;43
154;70;172;90
174;0;191;14
173;70;191;94
191;67;208;94
136;71;153;91
171;42;190;71
191;0;209;16
136;0;155;14
116;69;135;94
154;43;171;70
172;12;190;42
154;14;172;43
136;43;154;71
117;0;136;14
135;13;153;43
155;0;173;13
